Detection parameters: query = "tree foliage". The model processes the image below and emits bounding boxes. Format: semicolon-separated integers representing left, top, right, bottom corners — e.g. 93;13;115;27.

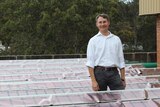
0;0;156;55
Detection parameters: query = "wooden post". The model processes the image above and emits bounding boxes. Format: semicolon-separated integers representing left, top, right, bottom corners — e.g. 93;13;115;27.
157;14;160;68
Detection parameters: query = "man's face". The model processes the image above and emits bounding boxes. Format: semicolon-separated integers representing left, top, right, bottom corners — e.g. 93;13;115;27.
96;16;110;32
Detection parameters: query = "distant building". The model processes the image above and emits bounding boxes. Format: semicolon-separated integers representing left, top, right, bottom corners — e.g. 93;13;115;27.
139;0;160;15
139;0;160;68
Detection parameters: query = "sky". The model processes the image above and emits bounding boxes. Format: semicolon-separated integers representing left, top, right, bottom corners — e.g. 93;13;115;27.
119;0;133;3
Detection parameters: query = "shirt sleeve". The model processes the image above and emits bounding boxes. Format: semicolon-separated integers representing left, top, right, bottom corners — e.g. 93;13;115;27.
118;39;125;69
86;39;95;68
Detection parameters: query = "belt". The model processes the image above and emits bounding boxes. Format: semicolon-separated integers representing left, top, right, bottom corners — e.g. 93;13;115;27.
95;66;117;71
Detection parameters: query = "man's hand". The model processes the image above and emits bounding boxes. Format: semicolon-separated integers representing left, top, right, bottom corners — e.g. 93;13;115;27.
121;79;126;88
92;81;99;91
120;68;126;88
88;67;100;91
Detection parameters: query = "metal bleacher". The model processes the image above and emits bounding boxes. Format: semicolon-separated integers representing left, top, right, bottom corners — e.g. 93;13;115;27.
0;58;160;107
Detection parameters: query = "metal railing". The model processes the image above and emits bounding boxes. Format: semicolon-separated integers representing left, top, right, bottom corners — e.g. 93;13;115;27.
0;52;156;62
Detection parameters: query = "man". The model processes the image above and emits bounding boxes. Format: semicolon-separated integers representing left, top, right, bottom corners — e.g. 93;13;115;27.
86;13;126;91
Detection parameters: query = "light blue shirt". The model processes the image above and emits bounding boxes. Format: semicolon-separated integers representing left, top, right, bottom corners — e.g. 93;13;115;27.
86;32;125;69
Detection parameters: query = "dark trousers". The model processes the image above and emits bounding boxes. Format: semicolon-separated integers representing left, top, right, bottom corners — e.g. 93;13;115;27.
94;66;125;91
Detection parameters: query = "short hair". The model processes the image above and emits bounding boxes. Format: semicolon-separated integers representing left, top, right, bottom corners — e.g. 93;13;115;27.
95;13;110;22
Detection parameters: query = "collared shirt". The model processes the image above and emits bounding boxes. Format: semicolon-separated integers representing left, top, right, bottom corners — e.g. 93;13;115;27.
86;32;125;69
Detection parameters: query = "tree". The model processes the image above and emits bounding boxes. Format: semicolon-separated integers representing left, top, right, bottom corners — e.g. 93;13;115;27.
0;0;156;55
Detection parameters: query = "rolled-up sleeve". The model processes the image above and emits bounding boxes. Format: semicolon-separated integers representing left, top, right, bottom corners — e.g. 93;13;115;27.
86;39;95;68
118;39;125;69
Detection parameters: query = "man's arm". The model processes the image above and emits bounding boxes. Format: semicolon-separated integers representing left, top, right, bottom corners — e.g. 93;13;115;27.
88;67;99;91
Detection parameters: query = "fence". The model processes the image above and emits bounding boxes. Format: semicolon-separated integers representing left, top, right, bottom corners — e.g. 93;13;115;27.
0;52;157;63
